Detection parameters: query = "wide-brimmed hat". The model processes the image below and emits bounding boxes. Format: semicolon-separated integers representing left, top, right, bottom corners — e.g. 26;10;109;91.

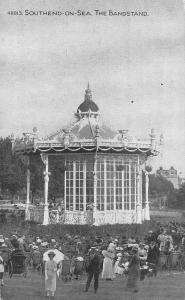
48;251;56;257
139;242;144;246
33;245;39;250
41;242;48;246
107;243;116;252
132;246;138;252
116;246;123;251
90;247;99;252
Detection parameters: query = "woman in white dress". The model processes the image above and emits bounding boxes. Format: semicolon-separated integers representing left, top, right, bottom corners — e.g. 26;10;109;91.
114;253;124;275
102;243;115;280
45;251;58;298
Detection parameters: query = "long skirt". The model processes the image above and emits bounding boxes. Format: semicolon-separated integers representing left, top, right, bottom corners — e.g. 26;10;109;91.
102;257;114;279
126;269;139;290
114;261;124;275
45;272;56;293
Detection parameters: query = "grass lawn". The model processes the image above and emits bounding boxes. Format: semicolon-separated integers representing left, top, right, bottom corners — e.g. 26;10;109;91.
1;271;185;300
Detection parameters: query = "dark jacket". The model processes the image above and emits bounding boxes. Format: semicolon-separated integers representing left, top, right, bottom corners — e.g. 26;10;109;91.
85;252;102;273
128;253;140;271
147;245;160;264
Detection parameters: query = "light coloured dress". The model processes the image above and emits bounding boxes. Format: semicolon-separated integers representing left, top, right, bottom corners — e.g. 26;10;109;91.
102;250;115;279
114;257;124;275
45;260;57;293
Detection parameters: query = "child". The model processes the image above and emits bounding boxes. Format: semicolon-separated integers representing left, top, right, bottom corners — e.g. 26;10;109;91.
114;253;124;275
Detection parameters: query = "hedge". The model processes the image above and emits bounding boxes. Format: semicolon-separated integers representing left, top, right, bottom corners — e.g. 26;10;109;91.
0;213;161;240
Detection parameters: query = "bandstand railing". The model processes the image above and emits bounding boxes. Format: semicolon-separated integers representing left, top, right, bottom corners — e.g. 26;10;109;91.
29;206;44;224
49;210;65;224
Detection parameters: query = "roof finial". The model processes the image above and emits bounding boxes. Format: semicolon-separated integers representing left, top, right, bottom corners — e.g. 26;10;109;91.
84;83;92;101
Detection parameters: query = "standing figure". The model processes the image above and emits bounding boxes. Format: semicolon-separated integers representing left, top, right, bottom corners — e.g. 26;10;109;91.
84;247;102;294
126;247;140;293
0;254;4;286
0;254;4;300
32;246;42;271
102;243;115;280
45;252;57;298
147;241;160;277
157;230;167;251
138;243;147;266
114;253;124;275
73;254;84;280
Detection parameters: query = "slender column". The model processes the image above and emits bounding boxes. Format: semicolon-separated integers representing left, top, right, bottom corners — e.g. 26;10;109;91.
136;156;142;224
122;166;124;210
64;160;66;211
20;155;30;221
113;160;116;211
56;211;59;223
83;161;86;211
93;155;98;225
145;171;150;220
73;161;76;211
41;154;50;225
26;165;30;220
25;156;30;221
129;161;131;210
93;157;97;212
104;159;107;211
134;163;137;211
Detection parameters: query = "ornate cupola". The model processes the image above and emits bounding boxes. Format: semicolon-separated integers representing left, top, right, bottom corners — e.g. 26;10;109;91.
77;83;99;118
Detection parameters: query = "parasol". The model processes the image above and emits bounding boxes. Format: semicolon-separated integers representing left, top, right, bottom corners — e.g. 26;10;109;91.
43;249;65;263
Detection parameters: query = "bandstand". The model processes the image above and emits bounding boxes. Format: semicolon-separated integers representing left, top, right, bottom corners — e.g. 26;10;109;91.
12;85;161;225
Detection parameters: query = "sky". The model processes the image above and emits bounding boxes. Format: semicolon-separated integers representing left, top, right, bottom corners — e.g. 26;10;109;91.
0;0;185;174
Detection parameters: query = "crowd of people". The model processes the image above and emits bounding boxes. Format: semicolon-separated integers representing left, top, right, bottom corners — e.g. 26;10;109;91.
0;221;185;298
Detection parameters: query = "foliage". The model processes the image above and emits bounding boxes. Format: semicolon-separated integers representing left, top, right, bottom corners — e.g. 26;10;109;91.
30;156;44;202
48;156;65;200
149;174;176;208
0;218;158;241
175;183;185;209
0;137;66;202
0;138;26;199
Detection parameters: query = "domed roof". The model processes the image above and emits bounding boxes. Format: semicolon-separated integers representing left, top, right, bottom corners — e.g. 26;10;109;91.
77;84;99;113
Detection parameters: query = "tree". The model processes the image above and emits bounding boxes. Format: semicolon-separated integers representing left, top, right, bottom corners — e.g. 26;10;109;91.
175;183;185;209
30;156;44;203
0;137;66;203
0;138;26;199
149;174;176;208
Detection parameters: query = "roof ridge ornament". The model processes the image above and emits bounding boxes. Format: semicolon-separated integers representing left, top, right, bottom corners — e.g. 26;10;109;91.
84;83;92;102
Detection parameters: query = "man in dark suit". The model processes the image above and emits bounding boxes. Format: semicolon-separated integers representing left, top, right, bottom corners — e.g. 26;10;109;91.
147;241;160;277
84;246;102;294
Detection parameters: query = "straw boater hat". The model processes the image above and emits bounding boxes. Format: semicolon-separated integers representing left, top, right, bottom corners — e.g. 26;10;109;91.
48;251;56;257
